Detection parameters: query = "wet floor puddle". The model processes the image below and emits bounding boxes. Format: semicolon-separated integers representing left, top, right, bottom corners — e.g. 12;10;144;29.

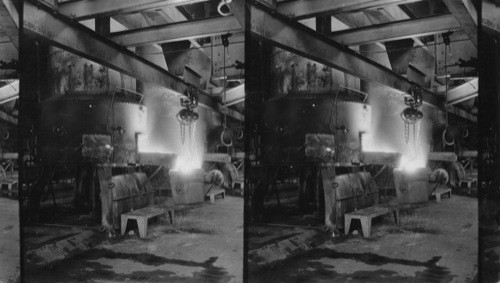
26;249;232;282
480;234;500;282
251;249;454;282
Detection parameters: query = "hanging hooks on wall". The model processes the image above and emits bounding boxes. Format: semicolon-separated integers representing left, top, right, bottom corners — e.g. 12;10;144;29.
220;33;233;148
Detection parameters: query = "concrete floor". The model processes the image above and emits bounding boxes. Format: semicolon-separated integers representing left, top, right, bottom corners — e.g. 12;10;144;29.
479;199;500;282
480;233;500;282
24;196;243;282
249;195;478;282
0;197;20;283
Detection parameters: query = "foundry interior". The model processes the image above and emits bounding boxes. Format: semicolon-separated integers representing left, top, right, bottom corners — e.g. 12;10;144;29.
0;1;20;282
20;0;245;281
245;0;481;281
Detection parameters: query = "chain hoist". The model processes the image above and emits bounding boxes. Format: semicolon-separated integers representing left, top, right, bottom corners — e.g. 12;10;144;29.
177;86;199;145
401;85;423;144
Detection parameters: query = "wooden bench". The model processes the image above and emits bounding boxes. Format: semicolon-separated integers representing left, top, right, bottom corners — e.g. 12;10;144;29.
459;178;477;194
207;188;225;203
430;187;452;202
1;179;17;197
233;179;244;196
344;205;399;237
121;206;174;238
453;161;477;193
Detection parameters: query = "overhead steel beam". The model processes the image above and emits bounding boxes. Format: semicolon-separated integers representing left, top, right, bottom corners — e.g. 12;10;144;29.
157;6;210;58
249;3;439;105
0;94;19;104
58;0;210;21
446;78;478;105
24;1;188;97
0;33;10;42
0;109;16;125
228;0;246;26
461;0;478;25
226;98;244;107
442;0;478;48
0;79;18;104
377;5;435;68
24;1;244;121
223;84;245;106
330;15;461;46
332;7;435;85
245;2;476;122
219;102;244;120
157;4;245;88
447;93;478;106
277;0;422;20
446;105;476;121
481;0;500;35
0;0;19;50
111;16;242;47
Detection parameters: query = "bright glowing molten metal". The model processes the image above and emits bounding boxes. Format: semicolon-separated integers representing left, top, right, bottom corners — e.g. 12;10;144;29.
173;147;202;174
137;134;203;174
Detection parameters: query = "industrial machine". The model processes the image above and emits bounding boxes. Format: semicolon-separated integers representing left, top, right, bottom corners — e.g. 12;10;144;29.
261;94;371;165
25;93;152;232
25;88;240;234
248;89;444;230
249;92;379;228
39;95;146;164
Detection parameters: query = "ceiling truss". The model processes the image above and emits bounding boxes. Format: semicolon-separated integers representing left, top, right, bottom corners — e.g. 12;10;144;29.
24;0;244;121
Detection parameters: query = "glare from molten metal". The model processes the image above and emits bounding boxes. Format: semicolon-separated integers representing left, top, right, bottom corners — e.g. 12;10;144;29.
174;148;202;174
361;132;427;173
399;154;426;173
398;133;427;173
174;121;203;174
137;133;203;174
